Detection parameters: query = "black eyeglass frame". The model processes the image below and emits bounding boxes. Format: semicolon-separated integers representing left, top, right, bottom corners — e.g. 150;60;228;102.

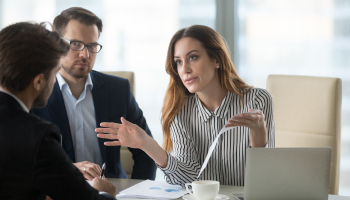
61;37;103;53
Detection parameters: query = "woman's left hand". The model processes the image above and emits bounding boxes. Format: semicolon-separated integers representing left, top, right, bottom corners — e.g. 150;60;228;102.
226;109;267;147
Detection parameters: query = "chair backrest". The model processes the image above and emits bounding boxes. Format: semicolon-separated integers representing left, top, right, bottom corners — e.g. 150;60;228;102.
102;71;135;95
101;71;135;179
266;75;342;194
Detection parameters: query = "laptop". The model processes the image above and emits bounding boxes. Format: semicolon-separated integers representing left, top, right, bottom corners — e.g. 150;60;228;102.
234;148;331;200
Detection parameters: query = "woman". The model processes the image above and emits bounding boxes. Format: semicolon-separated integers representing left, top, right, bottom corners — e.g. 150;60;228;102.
96;25;275;187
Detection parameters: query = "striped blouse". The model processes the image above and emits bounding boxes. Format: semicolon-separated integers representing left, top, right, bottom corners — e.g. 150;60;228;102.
159;88;275;187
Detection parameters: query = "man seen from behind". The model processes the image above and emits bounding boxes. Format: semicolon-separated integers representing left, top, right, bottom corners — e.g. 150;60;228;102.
0;22;117;200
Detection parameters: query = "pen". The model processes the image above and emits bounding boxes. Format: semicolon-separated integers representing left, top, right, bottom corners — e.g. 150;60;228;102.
100;163;106;179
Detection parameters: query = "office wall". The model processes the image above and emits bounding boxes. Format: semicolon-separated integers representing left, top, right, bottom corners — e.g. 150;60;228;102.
227;0;350;195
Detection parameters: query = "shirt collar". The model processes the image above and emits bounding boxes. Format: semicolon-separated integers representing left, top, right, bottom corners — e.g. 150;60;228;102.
196;92;232;122
56;72;93;91
0;89;29;112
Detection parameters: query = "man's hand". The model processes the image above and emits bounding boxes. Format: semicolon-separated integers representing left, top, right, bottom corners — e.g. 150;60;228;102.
74;161;102;181
92;177;117;197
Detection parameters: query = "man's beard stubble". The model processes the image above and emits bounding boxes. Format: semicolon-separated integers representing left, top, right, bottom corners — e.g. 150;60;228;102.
61;58;92;79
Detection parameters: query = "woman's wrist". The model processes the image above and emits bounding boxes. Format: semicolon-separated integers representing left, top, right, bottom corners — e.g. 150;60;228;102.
250;128;267;147
141;136;168;168
140;134;155;151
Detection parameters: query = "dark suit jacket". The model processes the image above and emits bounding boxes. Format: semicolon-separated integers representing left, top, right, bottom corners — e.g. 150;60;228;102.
31;70;156;179
0;92;114;200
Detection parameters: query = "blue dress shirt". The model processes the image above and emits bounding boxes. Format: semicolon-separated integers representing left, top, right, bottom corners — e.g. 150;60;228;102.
31;70;157;179
56;73;103;167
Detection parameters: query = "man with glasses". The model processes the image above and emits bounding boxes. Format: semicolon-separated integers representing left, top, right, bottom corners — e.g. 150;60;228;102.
32;7;156;181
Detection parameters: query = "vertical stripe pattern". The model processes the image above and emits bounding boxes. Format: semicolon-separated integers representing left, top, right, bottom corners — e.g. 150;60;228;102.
159;88;275;187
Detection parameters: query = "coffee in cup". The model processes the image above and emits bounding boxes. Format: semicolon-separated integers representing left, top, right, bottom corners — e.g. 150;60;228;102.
185;180;220;200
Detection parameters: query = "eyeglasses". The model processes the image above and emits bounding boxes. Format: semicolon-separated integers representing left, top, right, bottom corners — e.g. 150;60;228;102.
61;37;103;53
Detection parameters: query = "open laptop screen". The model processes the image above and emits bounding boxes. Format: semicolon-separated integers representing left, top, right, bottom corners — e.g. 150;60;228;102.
243;148;331;200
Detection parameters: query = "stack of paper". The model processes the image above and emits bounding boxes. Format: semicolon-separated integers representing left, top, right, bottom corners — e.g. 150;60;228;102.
116;180;187;199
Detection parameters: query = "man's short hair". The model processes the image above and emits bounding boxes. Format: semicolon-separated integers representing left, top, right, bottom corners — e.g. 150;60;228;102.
53;7;103;37
0;22;70;93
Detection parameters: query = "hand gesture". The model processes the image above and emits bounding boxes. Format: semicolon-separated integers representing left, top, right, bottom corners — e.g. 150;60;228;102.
226;109;267;147
95;117;151;150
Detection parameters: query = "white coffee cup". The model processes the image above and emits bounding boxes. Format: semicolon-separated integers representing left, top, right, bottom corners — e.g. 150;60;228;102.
185;180;220;200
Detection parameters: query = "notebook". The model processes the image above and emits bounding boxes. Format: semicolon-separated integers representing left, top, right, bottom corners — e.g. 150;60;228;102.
234;147;331;200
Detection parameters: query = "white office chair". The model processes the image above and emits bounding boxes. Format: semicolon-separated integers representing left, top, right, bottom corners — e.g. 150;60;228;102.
266;75;342;195
101;71;135;179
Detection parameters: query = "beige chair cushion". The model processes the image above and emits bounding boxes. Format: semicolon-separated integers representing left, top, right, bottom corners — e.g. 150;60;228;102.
119;147;134;179
100;71;135;179
102;71;135;95
266;75;342;195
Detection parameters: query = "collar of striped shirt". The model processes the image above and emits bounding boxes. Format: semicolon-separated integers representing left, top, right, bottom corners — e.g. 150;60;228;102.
195;92;232;122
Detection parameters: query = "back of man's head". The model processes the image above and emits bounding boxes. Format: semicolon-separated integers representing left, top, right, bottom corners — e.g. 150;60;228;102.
53;7;103;37
0;22;70;93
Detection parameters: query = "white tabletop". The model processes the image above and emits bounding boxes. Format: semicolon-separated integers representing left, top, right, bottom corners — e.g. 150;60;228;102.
108;178;350;200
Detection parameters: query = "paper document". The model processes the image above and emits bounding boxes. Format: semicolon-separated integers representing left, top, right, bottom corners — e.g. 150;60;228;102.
116;180;187;199
197;110;259;179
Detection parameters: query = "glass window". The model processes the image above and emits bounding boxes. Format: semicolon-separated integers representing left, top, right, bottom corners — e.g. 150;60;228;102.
235;0;350;195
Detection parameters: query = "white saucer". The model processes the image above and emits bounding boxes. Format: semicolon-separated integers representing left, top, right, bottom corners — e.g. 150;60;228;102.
182;194;229;200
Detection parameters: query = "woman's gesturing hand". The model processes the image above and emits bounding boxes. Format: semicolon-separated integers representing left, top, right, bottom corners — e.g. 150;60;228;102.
95;117;151;149
96;117;169;168
226;109;267;147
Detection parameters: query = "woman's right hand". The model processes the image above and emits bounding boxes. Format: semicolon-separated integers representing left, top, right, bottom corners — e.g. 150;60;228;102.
96;117;168;168
95;117;151;149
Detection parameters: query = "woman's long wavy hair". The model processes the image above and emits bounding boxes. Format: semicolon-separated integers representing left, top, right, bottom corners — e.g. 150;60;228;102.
161;25;251;152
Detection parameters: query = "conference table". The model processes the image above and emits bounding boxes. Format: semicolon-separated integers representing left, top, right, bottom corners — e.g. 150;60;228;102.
108;178;350;200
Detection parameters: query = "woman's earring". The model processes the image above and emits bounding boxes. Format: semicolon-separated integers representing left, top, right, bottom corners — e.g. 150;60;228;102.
216;65;219;68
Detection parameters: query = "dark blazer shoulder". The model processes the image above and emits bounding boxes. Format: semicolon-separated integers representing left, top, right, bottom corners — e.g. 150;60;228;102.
21;111;61;149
